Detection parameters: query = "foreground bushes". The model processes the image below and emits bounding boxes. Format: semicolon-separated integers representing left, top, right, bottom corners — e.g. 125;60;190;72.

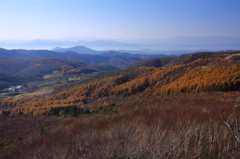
1;92;240;159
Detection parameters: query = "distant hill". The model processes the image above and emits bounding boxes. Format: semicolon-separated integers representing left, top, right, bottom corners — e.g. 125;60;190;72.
51;46;172;57
125;50;240;69
0;58;99;79
92;62;118;71
52;46;101;54
0;48;62;59
99;51;167;59
117;49;208;55
0;48;168;68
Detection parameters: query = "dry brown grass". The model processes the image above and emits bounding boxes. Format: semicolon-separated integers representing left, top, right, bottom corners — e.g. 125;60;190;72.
1;92;240;159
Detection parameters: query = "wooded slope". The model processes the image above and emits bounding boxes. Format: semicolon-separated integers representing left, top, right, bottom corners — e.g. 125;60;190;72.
125;50;240;69
0;58;98;78
2;57;240;115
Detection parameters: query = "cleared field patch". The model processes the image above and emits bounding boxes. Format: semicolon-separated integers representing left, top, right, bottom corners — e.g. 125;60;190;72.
68;77;82;81
43;70;62;79
17;87;53;98
0;93;21;101
0;87;53;102
52;71;61;75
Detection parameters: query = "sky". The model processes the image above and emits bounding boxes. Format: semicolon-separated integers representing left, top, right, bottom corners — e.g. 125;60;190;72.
0;0;240;40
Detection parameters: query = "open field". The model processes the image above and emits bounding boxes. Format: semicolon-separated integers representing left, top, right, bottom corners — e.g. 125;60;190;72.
68;77;82;81
43;71;62;79
16;87;53;98
0;87;53;101
0;93;20;101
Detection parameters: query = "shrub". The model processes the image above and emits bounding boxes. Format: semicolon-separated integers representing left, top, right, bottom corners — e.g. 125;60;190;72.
38;127;47;136
99;103;117;114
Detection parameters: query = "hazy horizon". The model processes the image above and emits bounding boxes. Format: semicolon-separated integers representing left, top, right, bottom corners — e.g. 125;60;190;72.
0;35;239;51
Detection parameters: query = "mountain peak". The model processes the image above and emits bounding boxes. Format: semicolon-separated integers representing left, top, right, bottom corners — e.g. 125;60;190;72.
52;46;101;54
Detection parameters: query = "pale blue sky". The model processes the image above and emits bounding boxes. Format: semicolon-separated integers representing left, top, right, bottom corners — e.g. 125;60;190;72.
0;0;240;40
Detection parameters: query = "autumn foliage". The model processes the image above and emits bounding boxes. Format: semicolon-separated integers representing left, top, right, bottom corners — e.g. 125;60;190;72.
1;54;240;158
1;57;240;116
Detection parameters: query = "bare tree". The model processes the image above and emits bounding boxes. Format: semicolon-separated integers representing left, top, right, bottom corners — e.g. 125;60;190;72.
217;103;240;158
218;104;240;142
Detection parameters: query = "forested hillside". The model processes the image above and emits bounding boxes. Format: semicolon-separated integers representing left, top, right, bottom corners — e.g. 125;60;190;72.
125;50;240;69
0;58;99;79
1;53;240;158
92;62;118;71
2;57;239;116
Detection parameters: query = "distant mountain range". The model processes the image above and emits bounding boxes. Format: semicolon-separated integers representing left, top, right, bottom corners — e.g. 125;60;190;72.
0;47;168;68
52;45;171;56
115;36;240;45
53;46;211;56
0;36;240;50
0;39;143;50
52;46;102;54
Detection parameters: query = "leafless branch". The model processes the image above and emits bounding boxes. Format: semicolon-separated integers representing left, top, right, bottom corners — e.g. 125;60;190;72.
218;104;240;142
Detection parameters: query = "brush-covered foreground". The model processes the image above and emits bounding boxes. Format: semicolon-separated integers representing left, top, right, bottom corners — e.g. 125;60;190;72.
0;92;240;158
